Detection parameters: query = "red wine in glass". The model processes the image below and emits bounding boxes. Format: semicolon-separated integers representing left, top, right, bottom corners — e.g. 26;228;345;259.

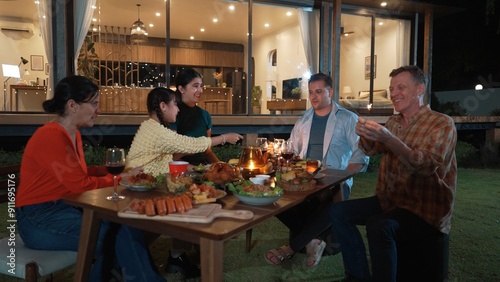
281;140;294;170
105;147;126;201
107;164;125;175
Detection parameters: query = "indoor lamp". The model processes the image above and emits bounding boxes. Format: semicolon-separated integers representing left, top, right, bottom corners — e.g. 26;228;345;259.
131;4;148;44
2;57;28;111
342;85;352;99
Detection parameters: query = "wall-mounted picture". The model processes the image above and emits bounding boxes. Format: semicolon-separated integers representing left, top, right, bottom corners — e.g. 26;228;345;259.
31;55;44;71
364;55;377;80
282;77;302;99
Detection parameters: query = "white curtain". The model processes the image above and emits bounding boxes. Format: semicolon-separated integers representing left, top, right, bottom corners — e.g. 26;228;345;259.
298;9;320;74
397;19;411;66
36;0;53;99
74;0;97;75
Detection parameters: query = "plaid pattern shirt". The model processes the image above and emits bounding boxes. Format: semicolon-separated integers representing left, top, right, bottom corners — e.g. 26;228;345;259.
360;106;457;234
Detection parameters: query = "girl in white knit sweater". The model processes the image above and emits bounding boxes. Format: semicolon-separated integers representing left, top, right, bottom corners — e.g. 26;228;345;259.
126;87;242;176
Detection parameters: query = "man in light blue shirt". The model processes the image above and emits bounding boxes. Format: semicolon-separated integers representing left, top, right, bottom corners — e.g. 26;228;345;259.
290;73;369;196
266;73;369;267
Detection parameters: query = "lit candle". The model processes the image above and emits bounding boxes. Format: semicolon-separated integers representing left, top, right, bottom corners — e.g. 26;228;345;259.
243;162;259;179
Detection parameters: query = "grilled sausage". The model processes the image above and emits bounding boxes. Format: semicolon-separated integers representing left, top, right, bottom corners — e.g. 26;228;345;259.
181;193;193;210
130;200;142;212
174;195;185;214
145;199;156;216
137;200;146;214
166;196;176;214
156;197;167;216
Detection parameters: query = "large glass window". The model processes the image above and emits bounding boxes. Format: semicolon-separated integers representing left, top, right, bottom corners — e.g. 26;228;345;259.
86;0;313;115
0;0;48;112
0;1;416;116
339;13;411;115
252;5;313;115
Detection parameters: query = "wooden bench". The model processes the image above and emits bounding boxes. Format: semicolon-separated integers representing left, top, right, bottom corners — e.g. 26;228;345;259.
0;164;78;282
397;232;450;282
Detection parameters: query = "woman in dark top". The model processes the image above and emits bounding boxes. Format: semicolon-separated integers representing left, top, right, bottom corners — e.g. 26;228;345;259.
171;68;219;165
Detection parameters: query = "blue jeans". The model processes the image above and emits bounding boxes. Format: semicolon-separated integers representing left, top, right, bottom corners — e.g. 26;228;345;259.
16;200;165;282
330;196;440;282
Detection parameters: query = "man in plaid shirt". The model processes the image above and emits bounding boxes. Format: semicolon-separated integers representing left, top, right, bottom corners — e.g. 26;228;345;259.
331;65;457;282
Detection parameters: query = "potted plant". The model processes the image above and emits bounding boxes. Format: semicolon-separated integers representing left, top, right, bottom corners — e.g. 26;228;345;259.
77;35;99;84
252;86;262;114
291;86;301;99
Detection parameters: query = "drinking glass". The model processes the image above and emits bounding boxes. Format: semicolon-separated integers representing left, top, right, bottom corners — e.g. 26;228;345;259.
256;137;268;154
273;138;285;156
281;140;294;169
105;147;126;201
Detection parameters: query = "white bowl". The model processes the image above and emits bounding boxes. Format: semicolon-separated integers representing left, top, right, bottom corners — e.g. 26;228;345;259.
249;177;264;185
255;174;271;181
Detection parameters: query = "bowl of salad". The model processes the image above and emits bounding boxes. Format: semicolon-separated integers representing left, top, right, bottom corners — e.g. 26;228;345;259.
227;180;283;206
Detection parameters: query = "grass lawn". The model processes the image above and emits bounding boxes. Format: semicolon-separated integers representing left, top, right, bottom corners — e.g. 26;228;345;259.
0;168;499;281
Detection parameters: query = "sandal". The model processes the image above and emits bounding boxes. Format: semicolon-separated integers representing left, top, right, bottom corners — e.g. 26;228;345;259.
305;239;326;268
264;245;294;266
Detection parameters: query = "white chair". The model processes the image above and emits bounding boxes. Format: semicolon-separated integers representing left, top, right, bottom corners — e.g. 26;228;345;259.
0;165;77;281
0;234;77;281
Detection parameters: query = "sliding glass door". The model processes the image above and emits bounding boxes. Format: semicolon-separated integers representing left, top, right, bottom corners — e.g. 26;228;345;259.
339;13;411;115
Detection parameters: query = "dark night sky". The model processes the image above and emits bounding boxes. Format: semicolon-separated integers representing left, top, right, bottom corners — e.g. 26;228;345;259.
431;0;500;91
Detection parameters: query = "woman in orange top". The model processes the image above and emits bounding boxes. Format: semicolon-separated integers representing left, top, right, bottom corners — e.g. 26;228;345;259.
15;76;165;281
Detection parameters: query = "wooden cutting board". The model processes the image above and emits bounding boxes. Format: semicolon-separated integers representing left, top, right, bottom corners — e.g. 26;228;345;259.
118;203;253;223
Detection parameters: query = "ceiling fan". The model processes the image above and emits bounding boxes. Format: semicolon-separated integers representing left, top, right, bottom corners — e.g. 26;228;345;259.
341;26;354;37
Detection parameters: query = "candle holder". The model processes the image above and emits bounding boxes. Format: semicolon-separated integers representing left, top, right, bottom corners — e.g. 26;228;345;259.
238;146;266;179
241;168;260;179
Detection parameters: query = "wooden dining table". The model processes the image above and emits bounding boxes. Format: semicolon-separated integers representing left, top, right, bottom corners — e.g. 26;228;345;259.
63;168;355;282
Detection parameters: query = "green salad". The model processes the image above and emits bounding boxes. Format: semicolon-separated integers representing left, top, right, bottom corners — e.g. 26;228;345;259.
227;180;283;197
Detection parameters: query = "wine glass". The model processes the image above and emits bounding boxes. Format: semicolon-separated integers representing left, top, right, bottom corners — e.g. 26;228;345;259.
256;137;268;153
273;138;284;156
105;147;126;201
281;140;295;170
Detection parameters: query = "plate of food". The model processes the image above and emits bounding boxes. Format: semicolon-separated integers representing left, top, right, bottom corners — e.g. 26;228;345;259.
227;180;283;206
192;163;211;173
188;182;227;204
275;169;317;192
203;162;243;186
120;172;162;191
166;173;194;193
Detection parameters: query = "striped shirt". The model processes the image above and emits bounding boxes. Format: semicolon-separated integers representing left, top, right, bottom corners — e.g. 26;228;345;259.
360;106;457;234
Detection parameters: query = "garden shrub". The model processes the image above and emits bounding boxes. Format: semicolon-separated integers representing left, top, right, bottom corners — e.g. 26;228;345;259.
84;145;109;166
455;140;480;167
3;140;496;169
0;148;23;166
212;144;243;162
479;142;500;168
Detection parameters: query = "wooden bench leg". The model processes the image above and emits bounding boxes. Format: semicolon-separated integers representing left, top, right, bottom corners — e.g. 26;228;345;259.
25;261;39;282
245;229;253;252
